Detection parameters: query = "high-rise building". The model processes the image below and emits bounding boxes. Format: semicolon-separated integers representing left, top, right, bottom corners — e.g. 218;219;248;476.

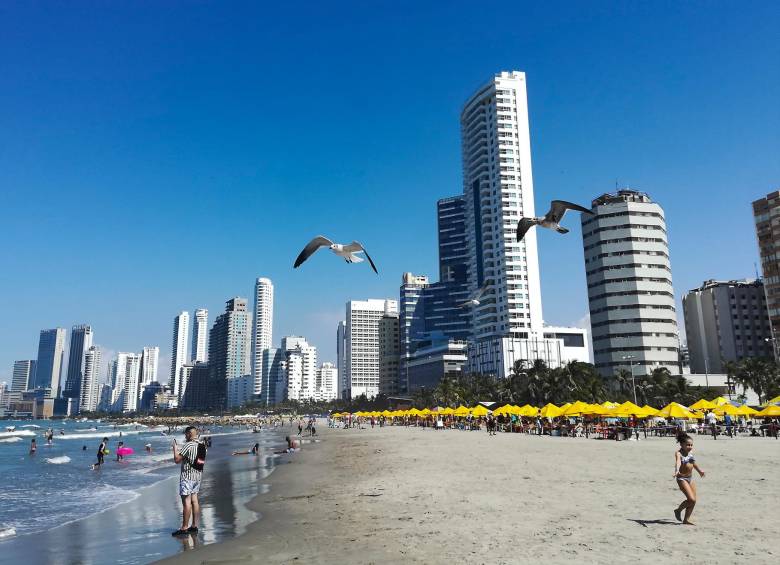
282;337;317;402
345;299;398;398
260;348;284;406
316;362;339;402
336;321;347;399
110;352;142;412
0;382;9;408
11;360;35;392
180;362;211;410
191;309;209;363
62;325;93;402
178;363;194;405
581;189;679;376
31;328;66;397
79;346;101;413
462;72;544;344
378;311;400;396
683;279;772;374
753;190;780;358
171;312;190;397
252;278;274;398
210;298;251;409
140;346;159;390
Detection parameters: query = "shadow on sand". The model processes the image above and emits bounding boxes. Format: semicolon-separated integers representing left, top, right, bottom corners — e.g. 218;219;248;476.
628;518;680;528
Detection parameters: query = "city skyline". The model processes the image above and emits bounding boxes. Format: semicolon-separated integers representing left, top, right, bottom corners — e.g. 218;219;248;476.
1;4;779;383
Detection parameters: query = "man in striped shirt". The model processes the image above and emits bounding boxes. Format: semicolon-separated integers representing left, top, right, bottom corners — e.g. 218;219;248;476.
171;426;202;536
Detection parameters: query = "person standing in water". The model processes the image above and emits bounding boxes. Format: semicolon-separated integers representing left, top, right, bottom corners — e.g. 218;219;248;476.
673;433;706;525
92;437;108;470
29;438;37;455
172;426;202;536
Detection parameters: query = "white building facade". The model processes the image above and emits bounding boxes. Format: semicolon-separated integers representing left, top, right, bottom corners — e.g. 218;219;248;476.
581;189;679;376
171;311;190;397
191;308;209;363
140;346;159;390
345;299;398;398
79;346;101;413
281;336;317;402
252;278;274;398
316;362;339;402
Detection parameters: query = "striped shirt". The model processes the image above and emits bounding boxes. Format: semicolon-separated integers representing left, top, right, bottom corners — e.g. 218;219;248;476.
179;441;203;482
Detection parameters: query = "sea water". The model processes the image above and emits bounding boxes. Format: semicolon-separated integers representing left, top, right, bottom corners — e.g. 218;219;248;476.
0;418;288;563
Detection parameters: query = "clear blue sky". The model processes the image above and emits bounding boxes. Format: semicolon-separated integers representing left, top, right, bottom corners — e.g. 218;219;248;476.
1;1;778;383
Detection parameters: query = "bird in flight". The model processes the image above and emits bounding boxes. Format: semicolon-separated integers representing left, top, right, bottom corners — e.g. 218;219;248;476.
458;279;493;308
516;200;594;241
293;236;378;274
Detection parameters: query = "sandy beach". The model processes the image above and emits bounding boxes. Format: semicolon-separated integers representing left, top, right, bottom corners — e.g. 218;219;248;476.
160;425;780;565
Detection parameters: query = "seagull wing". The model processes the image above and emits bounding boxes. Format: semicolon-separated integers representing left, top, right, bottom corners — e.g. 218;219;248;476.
545;200;594;223
516;218;538;241
473;279;492;300
293;236;334;268
344;241;378;274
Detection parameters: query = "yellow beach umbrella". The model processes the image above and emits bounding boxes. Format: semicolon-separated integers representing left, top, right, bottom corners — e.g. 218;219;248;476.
689;399;716;411
539;403;562;418
419;408;432;416
562;401;590;417
658;402;701;419
612;401;645;417
493;404;513;415
640;405;662;417
559;402;572;412
732;405;757;416
407;408;422;416
516;404;538;417
755;405;780;417
471;405;491;417
764;395;780;406
381;410;392;417
711;396;730;406
601;401;619;408
330;412;342;418
713;404;740;416
581;403;608;416
453;405;470;417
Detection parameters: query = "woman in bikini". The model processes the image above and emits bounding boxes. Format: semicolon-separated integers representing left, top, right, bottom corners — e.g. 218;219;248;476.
673;433;706;525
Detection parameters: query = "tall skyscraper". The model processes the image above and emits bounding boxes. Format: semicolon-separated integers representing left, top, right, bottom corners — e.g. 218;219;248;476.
140;346;159;390
209;298;251;409
462;71;544;343
252;278;274;397
62;325;93;401
260;348;284;406
683;279;772;374
79;346;101;412
753;190;780;358
378;311;400;396
31;328;66;397
122;353;142;412
11;360;35;392
336;321;347;399
191;308;209;363
171;311;190;397
581;189;679;376
345;299;398;398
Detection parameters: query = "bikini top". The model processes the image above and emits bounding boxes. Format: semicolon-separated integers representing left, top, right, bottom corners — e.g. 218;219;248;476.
679;451;695;465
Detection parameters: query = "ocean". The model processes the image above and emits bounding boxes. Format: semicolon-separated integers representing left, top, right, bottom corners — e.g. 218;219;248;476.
0;418;290;564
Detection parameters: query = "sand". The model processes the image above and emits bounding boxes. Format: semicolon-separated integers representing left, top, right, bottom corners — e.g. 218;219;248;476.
163;425;780;564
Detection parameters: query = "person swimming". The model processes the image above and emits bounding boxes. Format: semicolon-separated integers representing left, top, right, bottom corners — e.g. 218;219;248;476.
29;438;37;455
673;432;706;525
232;443;260;456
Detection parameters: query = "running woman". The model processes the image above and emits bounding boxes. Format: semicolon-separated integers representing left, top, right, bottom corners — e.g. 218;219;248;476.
673;433;706;525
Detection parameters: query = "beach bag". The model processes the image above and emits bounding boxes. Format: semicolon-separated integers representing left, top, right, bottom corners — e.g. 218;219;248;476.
193;442;207;471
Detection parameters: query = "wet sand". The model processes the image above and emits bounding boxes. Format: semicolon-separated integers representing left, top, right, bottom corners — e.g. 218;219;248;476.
164;425;780;564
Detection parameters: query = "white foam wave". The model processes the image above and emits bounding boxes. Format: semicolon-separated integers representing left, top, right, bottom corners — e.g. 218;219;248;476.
0;430;36;439
55;429;147;440
0;437;24;443
21;424;41;428
0;527;16;539
45;455;72;464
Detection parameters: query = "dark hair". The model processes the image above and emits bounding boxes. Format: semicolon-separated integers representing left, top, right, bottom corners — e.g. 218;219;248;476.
677;432;692;444
184;426;197;436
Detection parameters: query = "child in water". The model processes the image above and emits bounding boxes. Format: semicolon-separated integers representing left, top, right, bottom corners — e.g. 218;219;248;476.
673;433;706;525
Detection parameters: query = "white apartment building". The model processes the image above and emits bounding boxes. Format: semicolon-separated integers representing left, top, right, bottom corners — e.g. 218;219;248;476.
11;360;34;392
345;299;398;398
282;336;317;402
178;363;193;405
140;346;159;389
252;278;274;397
111;352;142;412
227;374;256;408
316;362;338;402
171;311;189;396
581;189;679;376
79;346;101;413
336;321;347;399
191;308;208;363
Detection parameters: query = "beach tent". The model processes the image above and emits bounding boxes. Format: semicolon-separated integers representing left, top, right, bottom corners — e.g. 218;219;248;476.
381;410;392;417
640;405;663;417
689;399;716;411
658;402;702;419
407;408;423;416
493;404;514;415
711;396;731;406
453;406;470;417
440;407;455;415
732;405;758;417
559;402;572;413
517;404;539;417
539;403;562;418
754;405;780;417
712;404;740;416
561;401;590;417
471;405;491;417
612;401;645;417
419;408;432;416
764;395;780;406
582;404;609;416
601;401;619;408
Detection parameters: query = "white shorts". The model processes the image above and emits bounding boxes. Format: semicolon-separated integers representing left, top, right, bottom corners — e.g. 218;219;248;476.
179;478;201;496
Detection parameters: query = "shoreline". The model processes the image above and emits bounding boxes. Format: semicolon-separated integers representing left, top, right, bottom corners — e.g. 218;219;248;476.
164;425;780;565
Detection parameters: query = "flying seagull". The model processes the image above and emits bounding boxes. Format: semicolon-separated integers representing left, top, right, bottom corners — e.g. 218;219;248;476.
293;236;378;274
458;279;492;308
516;200;594;241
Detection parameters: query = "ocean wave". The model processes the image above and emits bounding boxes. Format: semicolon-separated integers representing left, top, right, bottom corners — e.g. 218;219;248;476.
0;437;24;443
0;430;36;439
0;527;16;539
21;424;41;429
45;456;72;465
55;429;147;440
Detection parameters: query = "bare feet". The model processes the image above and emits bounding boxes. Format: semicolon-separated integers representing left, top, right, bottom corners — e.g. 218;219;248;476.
682;520;695;526
674;508;682;522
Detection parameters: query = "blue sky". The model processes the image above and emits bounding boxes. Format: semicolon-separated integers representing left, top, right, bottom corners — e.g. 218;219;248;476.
1;1;778;383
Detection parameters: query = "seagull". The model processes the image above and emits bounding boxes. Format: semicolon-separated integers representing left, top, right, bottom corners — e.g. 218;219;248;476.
516;200;594;241
457;279;492;308
293;236;378;274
